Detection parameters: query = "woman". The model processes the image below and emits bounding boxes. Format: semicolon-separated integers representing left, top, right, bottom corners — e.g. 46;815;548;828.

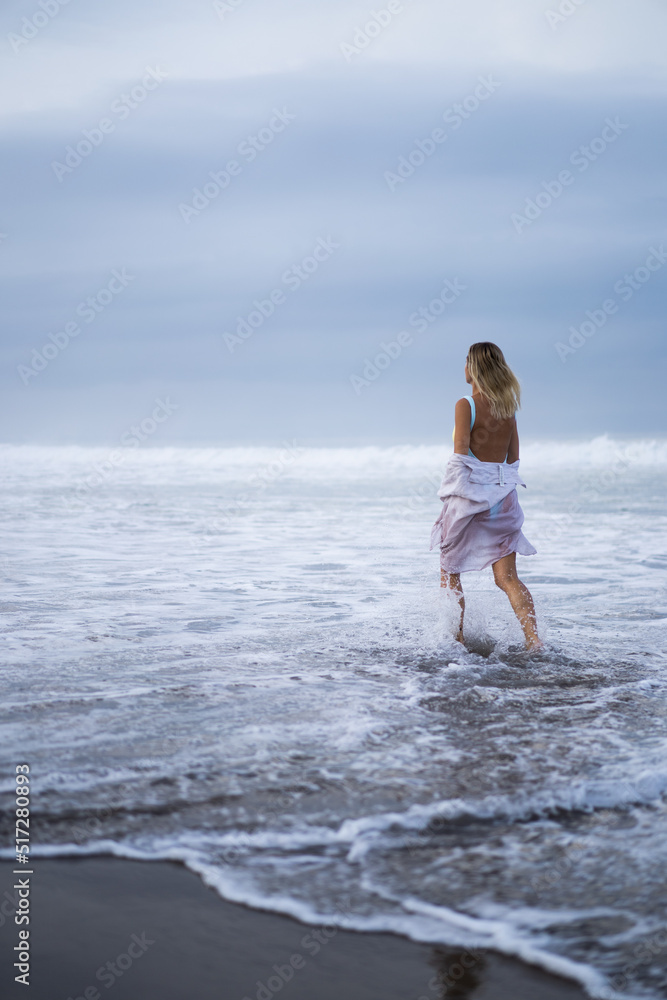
430;343;541;650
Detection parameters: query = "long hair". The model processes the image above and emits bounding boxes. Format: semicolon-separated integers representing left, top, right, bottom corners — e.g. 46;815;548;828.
466;342;521;420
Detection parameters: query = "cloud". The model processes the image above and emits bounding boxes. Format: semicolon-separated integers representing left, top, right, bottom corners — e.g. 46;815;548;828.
0;0;665;442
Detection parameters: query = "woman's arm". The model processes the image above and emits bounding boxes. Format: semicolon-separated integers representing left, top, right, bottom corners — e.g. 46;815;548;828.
453;398;472;455
506;418;519;464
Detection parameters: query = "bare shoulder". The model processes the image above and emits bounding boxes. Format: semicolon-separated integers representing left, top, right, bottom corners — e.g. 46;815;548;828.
454;397;471;420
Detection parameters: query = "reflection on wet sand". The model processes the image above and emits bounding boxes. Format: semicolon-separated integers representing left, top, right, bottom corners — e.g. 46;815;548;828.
427;946;485;998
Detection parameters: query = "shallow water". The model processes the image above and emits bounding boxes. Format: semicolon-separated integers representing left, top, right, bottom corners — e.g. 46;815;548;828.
2;438;667;999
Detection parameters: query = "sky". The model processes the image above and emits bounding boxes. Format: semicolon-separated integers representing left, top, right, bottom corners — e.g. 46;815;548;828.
1;0;666;445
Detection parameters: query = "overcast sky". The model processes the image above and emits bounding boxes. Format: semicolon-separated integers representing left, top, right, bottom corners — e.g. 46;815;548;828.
1;0;665;445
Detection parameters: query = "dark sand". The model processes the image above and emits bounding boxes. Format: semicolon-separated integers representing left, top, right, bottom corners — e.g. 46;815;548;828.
0;857;590;999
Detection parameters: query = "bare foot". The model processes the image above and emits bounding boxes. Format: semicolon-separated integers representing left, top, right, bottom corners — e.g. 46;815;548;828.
455;630;465;645
526;637;544;652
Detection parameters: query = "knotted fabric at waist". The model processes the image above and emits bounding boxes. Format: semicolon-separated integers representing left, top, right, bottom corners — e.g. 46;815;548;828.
435;453;527;503
468;461;517;486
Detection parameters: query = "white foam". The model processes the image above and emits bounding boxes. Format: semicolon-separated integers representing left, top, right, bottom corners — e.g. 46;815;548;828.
4;840;614;999
1;435;665;485
2;441;666;1000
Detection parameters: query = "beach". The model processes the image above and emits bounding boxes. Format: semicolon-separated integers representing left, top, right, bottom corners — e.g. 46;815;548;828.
3;0;665;992
0;857;588;1000
1;441;667;999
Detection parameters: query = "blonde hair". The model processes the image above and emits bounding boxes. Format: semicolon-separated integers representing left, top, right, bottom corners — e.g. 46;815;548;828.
466;342;521;420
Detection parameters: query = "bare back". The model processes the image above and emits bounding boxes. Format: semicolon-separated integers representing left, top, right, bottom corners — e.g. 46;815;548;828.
454;392;519;463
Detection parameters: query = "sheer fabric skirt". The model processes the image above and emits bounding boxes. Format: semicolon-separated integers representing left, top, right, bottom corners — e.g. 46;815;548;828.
433;487;537;574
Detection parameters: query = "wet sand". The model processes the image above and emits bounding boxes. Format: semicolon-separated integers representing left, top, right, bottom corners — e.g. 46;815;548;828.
0;857;590;1000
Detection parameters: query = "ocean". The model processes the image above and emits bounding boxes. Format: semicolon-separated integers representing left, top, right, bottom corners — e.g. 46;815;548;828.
2;437;667;999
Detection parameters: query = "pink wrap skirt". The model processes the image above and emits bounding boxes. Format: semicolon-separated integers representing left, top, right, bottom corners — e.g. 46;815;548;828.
429;454;537;574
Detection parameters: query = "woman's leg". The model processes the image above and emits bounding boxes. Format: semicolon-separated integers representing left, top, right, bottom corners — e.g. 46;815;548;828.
441;569;465;643
492;552;542;650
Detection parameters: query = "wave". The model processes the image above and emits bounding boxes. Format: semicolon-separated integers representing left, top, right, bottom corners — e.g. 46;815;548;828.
0;435;665;480
4;769;666;998
1;838;613;999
